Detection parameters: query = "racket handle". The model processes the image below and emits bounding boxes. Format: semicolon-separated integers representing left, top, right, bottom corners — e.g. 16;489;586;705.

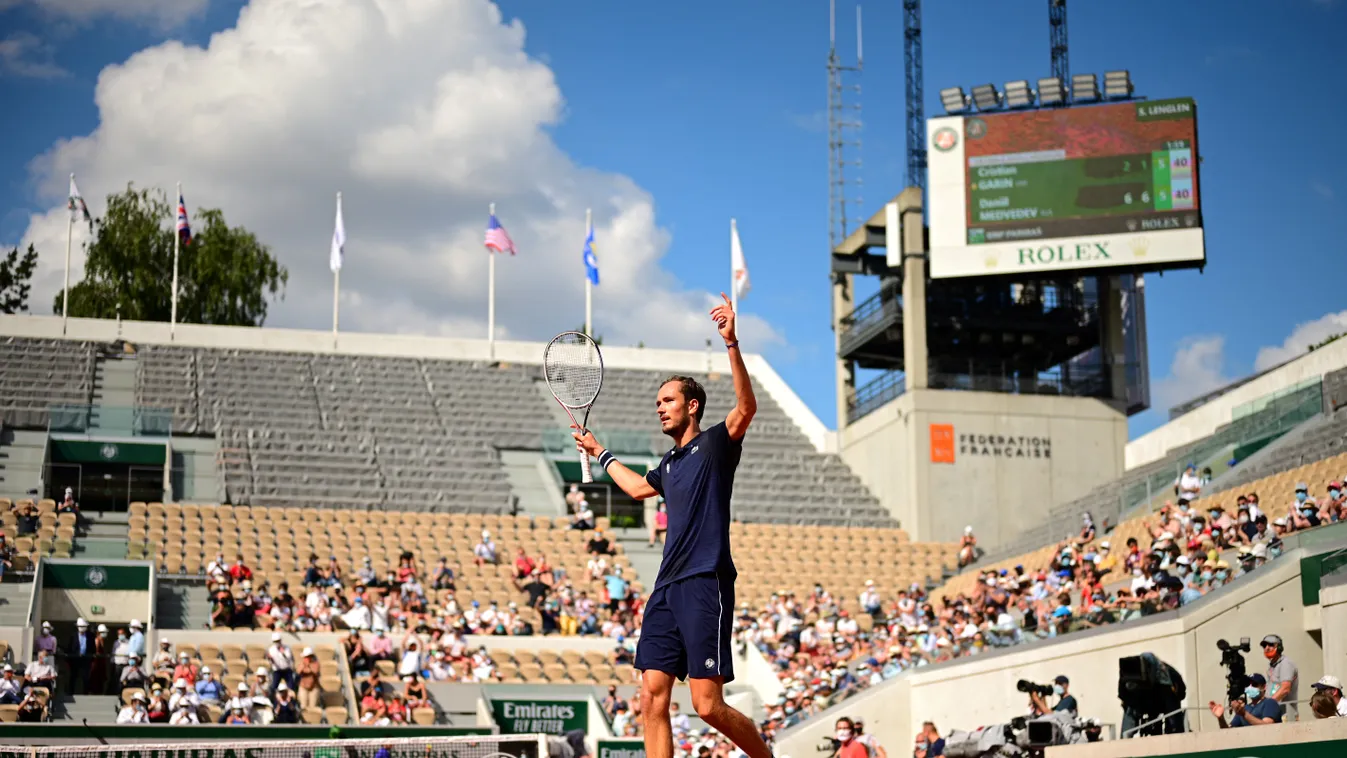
580;449;593;484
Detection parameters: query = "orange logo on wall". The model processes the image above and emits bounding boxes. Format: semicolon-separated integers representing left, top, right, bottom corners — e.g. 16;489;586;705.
930;423;956;464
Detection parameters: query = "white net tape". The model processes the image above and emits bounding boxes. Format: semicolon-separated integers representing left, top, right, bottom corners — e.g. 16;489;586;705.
0;733;548;758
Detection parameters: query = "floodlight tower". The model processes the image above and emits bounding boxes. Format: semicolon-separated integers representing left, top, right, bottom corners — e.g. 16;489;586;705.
1049;0;1068;84
903;0;925;191
827;1;864;249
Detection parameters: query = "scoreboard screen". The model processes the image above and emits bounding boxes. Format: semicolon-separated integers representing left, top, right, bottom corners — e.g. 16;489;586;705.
927;98;1205;279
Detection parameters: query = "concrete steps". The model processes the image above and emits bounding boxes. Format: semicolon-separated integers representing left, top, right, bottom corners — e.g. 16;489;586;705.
51;693;119;723
0;582;33;627
616;534;663;591
0;428;49;499
156;582;212;630
499;449;566;517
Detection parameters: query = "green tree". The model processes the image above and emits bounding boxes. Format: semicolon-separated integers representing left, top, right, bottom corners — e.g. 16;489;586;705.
0;243;39;313
57;185;288;325
574;324;603;345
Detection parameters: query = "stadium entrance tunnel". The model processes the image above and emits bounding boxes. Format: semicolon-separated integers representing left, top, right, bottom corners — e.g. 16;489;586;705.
46;438;166;512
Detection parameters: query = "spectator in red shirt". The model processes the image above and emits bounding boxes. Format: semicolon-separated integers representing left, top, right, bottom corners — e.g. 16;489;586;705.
513;548;535;580
229;555;253;584
834;717;870;758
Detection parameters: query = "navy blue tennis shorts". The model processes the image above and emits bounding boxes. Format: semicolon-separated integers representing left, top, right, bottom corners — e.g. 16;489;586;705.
635;572;735;683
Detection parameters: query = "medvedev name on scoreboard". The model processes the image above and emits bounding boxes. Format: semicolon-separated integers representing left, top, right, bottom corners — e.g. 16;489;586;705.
926;95;1205;279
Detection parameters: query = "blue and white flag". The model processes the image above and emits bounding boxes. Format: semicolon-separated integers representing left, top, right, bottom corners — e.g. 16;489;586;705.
583;215;599;286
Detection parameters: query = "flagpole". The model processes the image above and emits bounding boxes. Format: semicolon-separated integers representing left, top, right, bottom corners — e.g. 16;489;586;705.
488;202;496;359
62;173;74;336
171;181;181;338
730;217;739;315
332;192;342;342
584;208;593;337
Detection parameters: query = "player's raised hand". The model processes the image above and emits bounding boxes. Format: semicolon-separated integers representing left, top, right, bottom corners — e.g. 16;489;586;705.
710;292;737;345
572;424;603;456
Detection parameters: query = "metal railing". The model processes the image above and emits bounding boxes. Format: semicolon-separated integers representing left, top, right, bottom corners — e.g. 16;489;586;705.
542;427;659;456
848;371;906;423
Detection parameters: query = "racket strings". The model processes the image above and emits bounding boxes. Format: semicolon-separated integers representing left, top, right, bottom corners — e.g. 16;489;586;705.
544;333;602;409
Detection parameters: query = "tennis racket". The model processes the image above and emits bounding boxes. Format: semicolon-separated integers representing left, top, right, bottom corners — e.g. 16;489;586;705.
543;331;605;483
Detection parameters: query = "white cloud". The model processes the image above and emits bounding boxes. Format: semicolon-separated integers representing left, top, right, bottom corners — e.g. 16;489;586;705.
1152;335;1234;413
8;0;782;351
0;32;68;78
1254;311;1347;372
1311;180;1335;200
0;0;208;28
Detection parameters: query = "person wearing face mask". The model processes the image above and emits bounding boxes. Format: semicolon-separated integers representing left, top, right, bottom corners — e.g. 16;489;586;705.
834;717;870;758
1262;634;1299;721
1326;481;1346;518
1176;464;1202;506
1209;674;1281;727
1293;493;1323;531
1029;675;1078;716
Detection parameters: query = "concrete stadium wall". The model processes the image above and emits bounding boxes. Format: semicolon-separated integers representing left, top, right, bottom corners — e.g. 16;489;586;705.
1048;717;1347;757
1126;337;1347;469
1320;574;1347;687
776;549;1324;758
0;314;829;452
839;389;1126;546
41;589;148;625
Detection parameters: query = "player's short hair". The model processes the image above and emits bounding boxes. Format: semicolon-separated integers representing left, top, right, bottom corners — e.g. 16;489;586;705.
660;375;706;422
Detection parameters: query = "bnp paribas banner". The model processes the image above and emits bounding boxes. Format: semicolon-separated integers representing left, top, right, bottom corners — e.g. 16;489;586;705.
491;698;588;735
596;739;645;758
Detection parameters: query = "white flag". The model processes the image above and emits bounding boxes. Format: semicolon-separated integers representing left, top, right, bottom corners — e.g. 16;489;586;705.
330;193;345;273
731;218;751;302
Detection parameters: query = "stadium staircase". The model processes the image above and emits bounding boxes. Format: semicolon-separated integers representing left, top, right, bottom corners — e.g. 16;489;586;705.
498;449;567;517
425;681;480;725
0;428;48;496
155;581;212;630
75;511;131;561
89;353;137;429
50;693;118;722
616;533;664;592
0;582;30;626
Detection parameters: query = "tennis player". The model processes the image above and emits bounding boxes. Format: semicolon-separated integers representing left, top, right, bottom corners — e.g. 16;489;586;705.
574;293;771;758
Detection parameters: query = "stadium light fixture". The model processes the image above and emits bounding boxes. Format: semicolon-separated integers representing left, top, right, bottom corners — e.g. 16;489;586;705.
1103;70;1134;99
1004;80;1034;109
1037;76;1066;106
1071;73;1100;102
940;86;969;114
971;84;1002;111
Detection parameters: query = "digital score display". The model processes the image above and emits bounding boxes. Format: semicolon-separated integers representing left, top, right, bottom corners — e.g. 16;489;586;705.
927;98;1205;279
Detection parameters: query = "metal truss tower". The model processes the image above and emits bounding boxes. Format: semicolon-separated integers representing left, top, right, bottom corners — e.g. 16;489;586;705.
903;0;925;191
1049;0;1069;84
828;1;864;249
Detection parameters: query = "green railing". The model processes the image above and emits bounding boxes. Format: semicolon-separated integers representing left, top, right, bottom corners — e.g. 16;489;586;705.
542;427;659;456
48;404;173;437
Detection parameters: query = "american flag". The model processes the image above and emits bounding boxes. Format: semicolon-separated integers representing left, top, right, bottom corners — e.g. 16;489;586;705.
176;192;192;246
485;212;515;255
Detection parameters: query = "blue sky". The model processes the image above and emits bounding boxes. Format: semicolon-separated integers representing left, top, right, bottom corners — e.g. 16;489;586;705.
2;0;1344;439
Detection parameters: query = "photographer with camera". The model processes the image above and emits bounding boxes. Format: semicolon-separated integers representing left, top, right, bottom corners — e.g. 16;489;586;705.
1208;674;1281;728
1026;676;1077;717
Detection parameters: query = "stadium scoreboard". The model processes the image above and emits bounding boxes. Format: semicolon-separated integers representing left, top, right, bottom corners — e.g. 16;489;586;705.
927;97;1205;279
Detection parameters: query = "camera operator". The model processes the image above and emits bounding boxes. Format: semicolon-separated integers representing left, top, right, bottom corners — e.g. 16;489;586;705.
1208;674;1281;728
1029;675;1078;716
1261;634;1300;721
834;717;870;758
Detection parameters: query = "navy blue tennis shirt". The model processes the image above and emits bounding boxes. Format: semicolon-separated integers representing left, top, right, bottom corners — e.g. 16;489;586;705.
645;421;741;590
